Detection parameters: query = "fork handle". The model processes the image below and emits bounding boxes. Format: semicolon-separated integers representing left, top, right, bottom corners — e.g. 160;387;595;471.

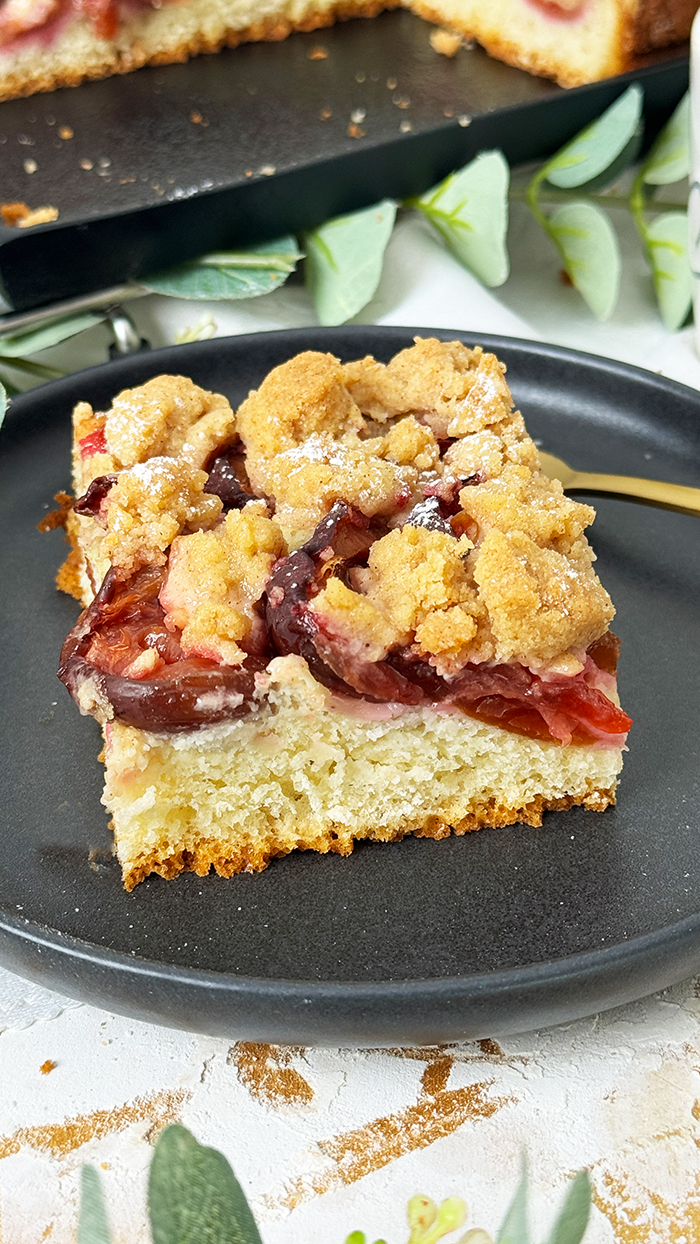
567;471;700;518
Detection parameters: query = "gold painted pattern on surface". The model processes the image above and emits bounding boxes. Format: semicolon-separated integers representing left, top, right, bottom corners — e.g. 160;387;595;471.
268;1051;513;1212
228;1043;314;1107
0;1087;189;1161
593;1170;700;1244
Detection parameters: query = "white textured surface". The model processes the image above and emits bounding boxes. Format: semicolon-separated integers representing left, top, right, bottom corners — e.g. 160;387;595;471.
5;196;700;1242
0;966;81;1033
1;979;700;1243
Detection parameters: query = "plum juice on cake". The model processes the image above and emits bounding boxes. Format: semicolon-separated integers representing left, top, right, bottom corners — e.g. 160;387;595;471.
57;338;631;889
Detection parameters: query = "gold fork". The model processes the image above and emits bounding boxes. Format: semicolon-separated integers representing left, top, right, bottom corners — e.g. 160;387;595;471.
538;451;700;518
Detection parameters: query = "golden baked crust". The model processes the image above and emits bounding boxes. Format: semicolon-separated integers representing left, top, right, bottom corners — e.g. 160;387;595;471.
0;0;397;101
0;0;694;101
120;785;616;889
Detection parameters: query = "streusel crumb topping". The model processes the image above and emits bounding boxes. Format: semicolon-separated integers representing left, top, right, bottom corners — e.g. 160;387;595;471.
71;338;614;675
105;375;236;470
160;504;286;666
104;458;222;575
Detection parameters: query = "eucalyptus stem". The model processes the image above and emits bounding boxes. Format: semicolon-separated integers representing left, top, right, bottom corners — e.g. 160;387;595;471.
510;187;683;213
628;166;651;252
524;162;552;234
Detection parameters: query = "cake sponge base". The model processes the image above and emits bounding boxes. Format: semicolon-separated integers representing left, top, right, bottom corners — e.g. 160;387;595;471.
102;658;622;889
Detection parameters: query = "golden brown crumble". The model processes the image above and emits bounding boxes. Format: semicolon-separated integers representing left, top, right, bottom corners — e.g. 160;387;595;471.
104;458;222;575
462;463;595;552
252;434;414;542
360;526;476;633
237;351;365;464
160;504;286;665
429;27;462;56
309;576;404;661
373;415;440;471
104;375;236;470
0;201;59;227
472;530;613;668
69;339;614;674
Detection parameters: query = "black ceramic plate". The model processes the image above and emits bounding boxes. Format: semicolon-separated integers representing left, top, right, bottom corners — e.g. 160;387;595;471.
1;326;700;1044
0;12;688;309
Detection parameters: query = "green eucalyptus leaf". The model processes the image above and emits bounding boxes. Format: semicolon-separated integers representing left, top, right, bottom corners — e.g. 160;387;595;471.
414;151;509;286
546;83;643;189
149;1123;263;1244
0;354;64;378
304;199;396;325
572;123;643;193
143;235;301;300
496;1166;529;1244
77;1166;112;1244
643;93;690;185
645;210;693;330
143;264;290;300
548;201;620;320
0;374;21;397
0;311;103;356
544;1171;591;1244
199;235;301;272
0;382;7;430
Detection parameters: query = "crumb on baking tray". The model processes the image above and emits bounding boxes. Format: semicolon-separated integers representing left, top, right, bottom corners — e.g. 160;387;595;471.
1;201;59;227
430;27;463;56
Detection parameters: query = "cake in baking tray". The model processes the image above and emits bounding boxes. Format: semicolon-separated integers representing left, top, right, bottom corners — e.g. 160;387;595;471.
57;338;631;890
0;0;695;100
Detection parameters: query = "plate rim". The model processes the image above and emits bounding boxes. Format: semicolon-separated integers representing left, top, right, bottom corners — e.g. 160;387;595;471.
6;323;700;431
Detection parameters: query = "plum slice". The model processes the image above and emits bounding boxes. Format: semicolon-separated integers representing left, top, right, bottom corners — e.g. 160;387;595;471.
59;566;261;732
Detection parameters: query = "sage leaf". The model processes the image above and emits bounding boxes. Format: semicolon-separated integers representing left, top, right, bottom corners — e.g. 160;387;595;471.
548;201;620;320
143;236;301;300
546;83;643;189
413;151;509;286
496;1165;529;1244
645;210;693;330
0;311;103;357
149;1123;263;1244
304;199;396;325
0;382;6;430
643;93;690;185
544;1170;591;1244
77;1166;112;1244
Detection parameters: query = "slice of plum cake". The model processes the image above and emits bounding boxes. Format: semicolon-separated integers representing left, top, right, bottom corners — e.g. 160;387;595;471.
58;339;631;889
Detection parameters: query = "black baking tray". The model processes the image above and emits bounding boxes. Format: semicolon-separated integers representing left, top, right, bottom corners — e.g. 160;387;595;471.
1;326;700;1043
0;12;689;311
